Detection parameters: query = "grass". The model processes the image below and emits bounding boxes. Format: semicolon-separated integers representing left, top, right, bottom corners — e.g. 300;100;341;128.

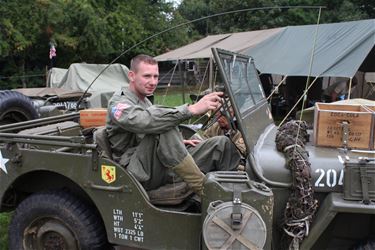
154;92;190;106
154;87;208;126
0;212;10;249
154;85;205;106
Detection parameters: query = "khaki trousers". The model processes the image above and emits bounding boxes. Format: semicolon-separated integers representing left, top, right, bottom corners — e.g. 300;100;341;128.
127;127;241;191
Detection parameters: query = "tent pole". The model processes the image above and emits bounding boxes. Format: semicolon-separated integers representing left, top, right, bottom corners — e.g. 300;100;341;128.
178;60;186;103
209;57;213;90
347;77;353;99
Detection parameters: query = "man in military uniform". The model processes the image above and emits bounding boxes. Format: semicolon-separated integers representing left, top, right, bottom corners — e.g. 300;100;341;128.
106;54;241;196
202;108;246;156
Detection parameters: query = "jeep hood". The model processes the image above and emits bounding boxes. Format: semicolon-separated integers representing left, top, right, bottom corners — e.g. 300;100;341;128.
254;124;371;192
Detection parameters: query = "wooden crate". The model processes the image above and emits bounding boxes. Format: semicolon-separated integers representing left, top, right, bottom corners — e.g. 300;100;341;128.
313;103;373;149
364;105;375;149
80;108;107;128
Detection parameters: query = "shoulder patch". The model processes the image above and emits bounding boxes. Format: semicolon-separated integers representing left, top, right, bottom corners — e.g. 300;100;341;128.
112;103;130;120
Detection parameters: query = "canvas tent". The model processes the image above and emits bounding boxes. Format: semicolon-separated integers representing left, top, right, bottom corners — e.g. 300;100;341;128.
155;27;284;87
48;63;129;107
156;19;375;79
155;27;284;61
244;19;375;78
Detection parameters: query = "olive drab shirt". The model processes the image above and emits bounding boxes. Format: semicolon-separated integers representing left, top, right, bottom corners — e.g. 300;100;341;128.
106;86;193;166
202;122;246;155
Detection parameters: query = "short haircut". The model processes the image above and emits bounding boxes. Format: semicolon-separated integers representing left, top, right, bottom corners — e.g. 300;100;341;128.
130;54;157;72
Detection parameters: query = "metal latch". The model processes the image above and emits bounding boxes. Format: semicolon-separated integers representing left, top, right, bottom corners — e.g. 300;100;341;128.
360;167;371;205
231;187;243;230
340;121;349;149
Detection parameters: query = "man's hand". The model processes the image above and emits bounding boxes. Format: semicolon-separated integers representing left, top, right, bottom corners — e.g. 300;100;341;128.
188;92;223;116
183;139;201;147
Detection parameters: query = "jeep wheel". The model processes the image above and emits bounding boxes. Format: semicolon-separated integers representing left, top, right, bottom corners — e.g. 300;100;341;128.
9;190;109;250
0;90;38;125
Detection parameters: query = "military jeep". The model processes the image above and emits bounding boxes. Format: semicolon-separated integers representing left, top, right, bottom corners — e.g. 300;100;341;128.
0;48;375;250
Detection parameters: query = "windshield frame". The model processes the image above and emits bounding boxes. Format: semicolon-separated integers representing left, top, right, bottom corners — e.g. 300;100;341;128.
212;48;274;153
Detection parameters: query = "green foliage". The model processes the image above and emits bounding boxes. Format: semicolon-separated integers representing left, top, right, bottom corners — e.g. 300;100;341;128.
0;213;10;249
357;0;375;18
0;0;191;89
178;0;211;35
177;0;373;36
0;0;373;90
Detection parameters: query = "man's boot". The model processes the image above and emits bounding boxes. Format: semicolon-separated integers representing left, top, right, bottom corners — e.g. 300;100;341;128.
172;154;205;196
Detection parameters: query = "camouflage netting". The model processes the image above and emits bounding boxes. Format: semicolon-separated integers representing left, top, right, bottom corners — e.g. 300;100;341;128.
275;120;319;250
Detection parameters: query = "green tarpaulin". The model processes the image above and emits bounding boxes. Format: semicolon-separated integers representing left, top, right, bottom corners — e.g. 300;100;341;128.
245;19;375;78
155;28;283;61
48;63;129;107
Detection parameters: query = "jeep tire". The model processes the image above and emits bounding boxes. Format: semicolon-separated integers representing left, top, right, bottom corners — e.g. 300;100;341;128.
9;190;109;250
0;90;38;125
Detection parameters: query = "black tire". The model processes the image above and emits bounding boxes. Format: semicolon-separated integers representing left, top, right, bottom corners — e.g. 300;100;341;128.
0;90;39;125
9;190;109;250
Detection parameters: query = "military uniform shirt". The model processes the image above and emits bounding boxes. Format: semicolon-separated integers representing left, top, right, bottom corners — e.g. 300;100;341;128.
106;86;193;166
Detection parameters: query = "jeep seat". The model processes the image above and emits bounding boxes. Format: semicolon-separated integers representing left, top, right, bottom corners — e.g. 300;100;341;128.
93;127;193;206
147;182;193;205
93;126;113;159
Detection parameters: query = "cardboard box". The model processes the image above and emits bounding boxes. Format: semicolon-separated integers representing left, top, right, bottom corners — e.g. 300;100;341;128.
313;103;373;149
80;108;107;128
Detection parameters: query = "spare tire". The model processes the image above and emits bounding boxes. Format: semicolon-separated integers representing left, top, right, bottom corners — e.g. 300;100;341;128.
0;90;39;125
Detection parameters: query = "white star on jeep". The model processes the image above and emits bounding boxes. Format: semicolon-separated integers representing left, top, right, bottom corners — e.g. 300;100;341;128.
0;149;9;174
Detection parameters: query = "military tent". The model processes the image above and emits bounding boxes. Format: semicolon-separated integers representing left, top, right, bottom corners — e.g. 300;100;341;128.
156;19;375;79
244;19;375;78
155;27;284;61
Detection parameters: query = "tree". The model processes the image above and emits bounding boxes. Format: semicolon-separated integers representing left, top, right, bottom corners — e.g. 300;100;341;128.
177;0;371;36
0;0;191;89
0;1;47;88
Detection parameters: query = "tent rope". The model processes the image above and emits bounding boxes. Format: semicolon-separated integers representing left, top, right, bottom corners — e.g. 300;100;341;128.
161;62;179;105
266;75;288;101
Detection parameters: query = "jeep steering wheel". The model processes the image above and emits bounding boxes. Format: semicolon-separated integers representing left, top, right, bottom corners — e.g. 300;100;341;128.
201;97;236;132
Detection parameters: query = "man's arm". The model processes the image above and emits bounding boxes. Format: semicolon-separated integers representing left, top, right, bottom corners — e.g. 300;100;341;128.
188;92;223;115
109;92;223;134
110;101;192;134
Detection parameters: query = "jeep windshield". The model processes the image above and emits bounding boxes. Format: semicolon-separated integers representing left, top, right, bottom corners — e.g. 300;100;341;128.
212;48;274;154
218;53;264;114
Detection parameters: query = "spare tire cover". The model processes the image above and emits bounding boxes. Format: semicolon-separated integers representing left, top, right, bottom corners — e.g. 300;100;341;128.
203;201;267;250
0;90;39;124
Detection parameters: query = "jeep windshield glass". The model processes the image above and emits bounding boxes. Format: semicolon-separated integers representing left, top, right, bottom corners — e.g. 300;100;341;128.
221;55;265;114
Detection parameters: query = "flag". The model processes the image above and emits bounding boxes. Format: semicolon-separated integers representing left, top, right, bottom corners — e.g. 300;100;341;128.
49;45;56;59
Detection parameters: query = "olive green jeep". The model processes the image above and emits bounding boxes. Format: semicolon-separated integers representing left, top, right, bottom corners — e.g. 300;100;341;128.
0;48;374;250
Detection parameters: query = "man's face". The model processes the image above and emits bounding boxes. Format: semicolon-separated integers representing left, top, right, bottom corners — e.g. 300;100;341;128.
129;61;159;98
217;113;230;130
216;107;234;130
